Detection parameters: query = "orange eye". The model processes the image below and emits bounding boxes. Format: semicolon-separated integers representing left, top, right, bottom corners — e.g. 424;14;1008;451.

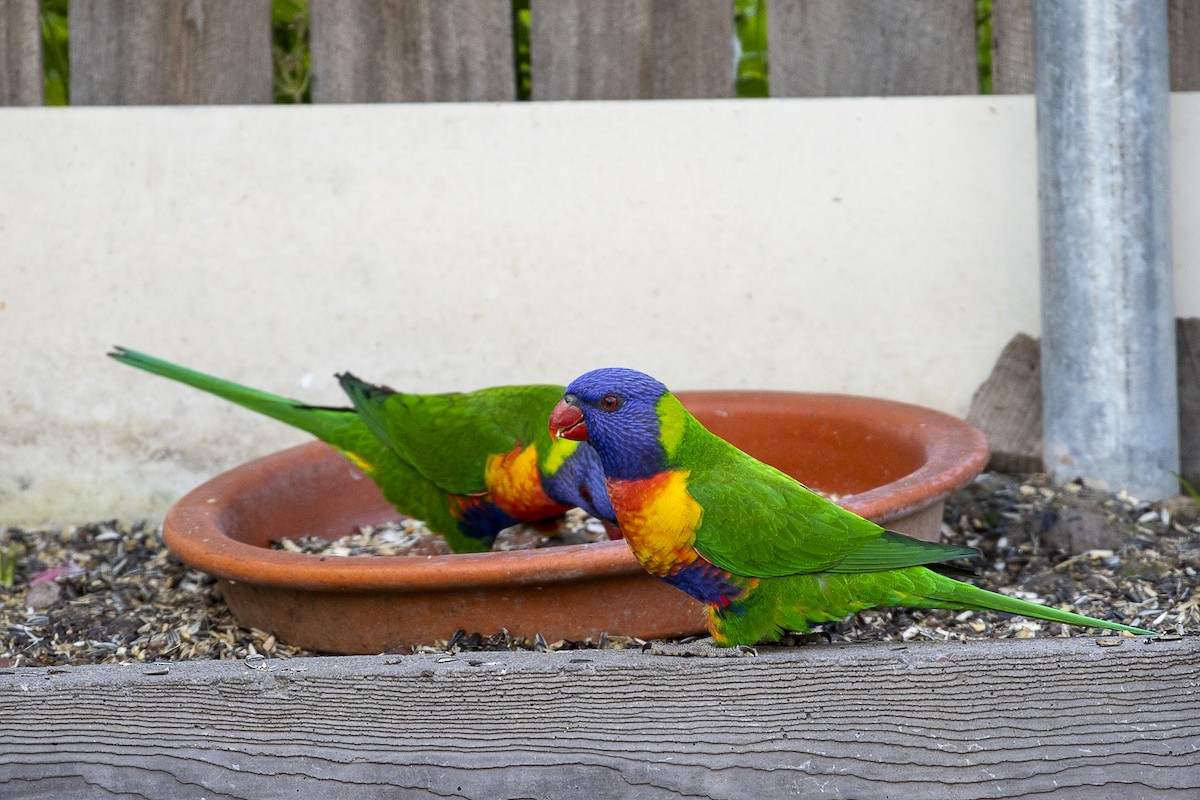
600;394;621;411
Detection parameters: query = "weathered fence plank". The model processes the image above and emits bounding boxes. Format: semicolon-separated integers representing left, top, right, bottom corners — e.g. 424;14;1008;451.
530;0;734;100
1178;318;1200;488
992;0;1034;94
0;0;41;105
310;0;514;103
769;0;979;97
69;0;272;105
0;638;1196;799
965;322;1200;486
1171;0;1200;90
993;0;1200;93
967;332;1043;474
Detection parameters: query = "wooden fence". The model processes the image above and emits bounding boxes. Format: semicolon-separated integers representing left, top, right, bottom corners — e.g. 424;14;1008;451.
2;0;1199;106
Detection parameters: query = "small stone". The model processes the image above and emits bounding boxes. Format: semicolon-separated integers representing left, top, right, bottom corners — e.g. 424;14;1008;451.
406;536;452;557
1043;509;1128;555
1117;489;1139;507
25;580;62;610
1156;496;1200;527
493;526;544;551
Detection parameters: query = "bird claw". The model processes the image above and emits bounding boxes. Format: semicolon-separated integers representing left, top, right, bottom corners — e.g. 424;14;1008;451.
642;638;757;658
779;628;832;647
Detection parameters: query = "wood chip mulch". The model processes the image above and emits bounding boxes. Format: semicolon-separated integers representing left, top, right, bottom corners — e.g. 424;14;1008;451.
2;473;1196;666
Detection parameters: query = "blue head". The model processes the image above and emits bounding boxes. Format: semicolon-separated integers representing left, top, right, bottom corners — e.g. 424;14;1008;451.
548;368;672;481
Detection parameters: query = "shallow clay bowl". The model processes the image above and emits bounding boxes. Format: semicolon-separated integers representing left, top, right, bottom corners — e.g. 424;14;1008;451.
163;391;988;654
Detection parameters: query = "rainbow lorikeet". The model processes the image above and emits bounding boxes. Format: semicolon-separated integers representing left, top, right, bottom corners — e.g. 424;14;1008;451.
548;367;1155;651
109;347;615;553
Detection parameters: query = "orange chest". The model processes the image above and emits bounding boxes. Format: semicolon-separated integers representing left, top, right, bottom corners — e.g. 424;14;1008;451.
606;470;703;576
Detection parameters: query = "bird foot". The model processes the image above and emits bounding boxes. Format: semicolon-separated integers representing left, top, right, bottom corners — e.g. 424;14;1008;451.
779;629;832;647
642;637;757;658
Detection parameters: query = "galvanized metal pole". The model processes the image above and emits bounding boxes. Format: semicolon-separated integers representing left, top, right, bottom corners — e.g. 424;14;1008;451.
1034;0;1179;499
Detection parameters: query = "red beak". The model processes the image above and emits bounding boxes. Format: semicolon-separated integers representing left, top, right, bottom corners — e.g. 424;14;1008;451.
549;400;588;441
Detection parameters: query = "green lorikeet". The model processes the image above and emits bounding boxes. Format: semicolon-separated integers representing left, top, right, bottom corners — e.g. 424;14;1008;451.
548;367;1155;646
109;347;616;553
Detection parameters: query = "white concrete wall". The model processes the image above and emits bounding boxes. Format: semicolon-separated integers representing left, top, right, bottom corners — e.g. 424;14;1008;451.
4;94;1199;526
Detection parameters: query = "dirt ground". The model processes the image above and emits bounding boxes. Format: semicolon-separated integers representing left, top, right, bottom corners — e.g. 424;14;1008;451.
2;472;1196;666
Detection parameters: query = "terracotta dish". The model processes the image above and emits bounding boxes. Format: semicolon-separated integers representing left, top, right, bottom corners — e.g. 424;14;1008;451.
163;391;989;653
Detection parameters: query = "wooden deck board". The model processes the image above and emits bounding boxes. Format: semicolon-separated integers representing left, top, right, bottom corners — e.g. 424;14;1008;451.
1;636;1196;798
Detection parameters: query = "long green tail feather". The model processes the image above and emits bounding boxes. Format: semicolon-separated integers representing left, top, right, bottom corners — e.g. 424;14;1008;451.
109;346;352;441
827;533;1153;634
834;534;1152;634
923;570;1156;635
109;347;502;554
716;565;1156;645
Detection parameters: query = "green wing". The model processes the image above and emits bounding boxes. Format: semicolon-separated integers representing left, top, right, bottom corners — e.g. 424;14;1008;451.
828;530;977;573
338;375;564;496
672;408;976;577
